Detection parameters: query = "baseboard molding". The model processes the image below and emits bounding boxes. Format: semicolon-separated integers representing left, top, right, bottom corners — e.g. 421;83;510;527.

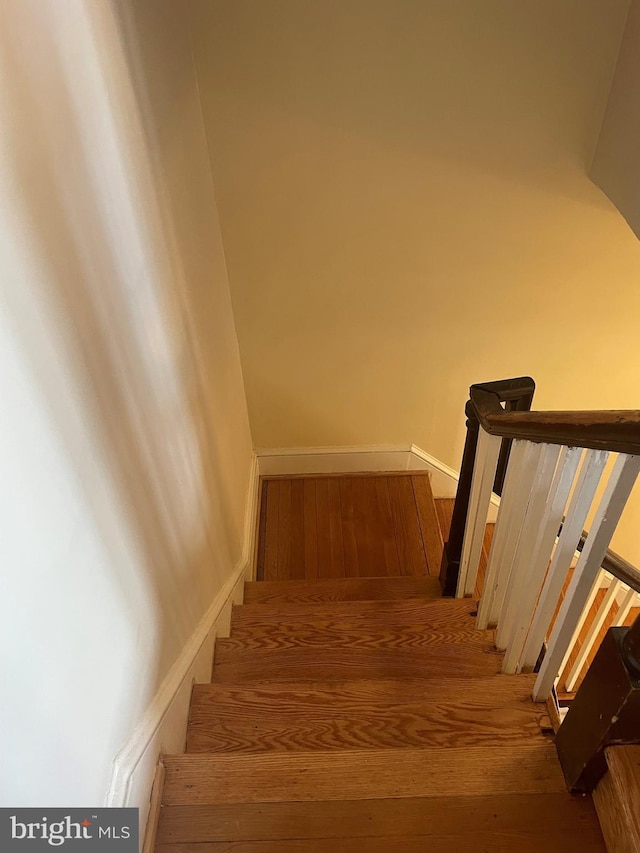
409;444;500;522
141;759;164;853
105;452;260;829
407;444;461;499
256;444;416;477
256;444;499;522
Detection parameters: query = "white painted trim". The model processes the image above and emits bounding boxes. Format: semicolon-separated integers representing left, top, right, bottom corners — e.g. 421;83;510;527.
105;452;260;819
520;449;608;672
256;444;411;458
243;452;261;582
256;443;499;520
256;444;415;477
565;578;621;692
486;442;542;629
410;444;500;521
613;587;638;626
533;453;640;702
407;445;459;498
457;431;501;597
476;441;529;630
497;443;563;655
506;446;580;674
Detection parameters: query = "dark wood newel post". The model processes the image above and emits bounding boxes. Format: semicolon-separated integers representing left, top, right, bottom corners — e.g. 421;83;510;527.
555;613;640;793
439;400;479;597
439;376;535;597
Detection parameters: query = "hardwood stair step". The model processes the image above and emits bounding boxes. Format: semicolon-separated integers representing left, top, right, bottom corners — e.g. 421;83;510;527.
161;744;568;805
212;641;502;682
232;597;478;631
593;745;640;853
221;624;492;651
156;830;605;852
243;575;442;605
156;793;604;846
186;675;545;753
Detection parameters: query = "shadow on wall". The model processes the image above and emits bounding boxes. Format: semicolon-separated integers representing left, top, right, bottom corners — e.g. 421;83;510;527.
113;0;249;576
0;0;248;804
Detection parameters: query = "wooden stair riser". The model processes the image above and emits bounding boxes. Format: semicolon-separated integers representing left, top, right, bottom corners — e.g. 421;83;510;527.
211;644;503;683
232;598;479;631
243;576;442;604
220;626;493;652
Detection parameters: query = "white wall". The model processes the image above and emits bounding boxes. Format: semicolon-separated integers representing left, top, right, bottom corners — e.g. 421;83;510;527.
192;0;640;564
591;0;640;237
0;0;252;815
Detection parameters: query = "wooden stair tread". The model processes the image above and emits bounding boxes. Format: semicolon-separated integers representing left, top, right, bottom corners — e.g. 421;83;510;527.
244;576;442;604
156;831;605;852
187;675;544;753
150;484;606;850
156;793;603;846
220;624;492;651
161;744;567;805
593;745;640;853
232;597;478;628
212;642;502;682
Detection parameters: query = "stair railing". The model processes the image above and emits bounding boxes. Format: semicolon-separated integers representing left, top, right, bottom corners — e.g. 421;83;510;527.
446;379;640;739
557;543;640;696
440;377;535;597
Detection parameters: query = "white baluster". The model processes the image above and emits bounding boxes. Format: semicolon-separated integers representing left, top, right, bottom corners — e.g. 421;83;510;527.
476;440;528;629
502;446;581;673
565;583;639;693
555;568;604;687
485;442;543;628
496;443;562;652
612;587;637;627
533;453;640;702
564;576;620;692
456;429;502;598
476;441;535;630
519;449;608;672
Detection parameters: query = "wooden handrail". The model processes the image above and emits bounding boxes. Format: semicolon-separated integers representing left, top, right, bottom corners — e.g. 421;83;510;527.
448;378;640;794
470;385;640;455
441;377;640;598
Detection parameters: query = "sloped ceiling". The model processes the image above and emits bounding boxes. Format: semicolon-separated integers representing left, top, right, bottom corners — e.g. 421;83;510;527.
591;1;640;238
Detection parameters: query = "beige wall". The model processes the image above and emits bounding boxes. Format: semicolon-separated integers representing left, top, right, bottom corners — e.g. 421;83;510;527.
591;0;640;238
0;0;252;809
192;0;640;563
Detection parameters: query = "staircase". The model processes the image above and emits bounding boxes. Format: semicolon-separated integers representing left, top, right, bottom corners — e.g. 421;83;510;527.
153;474;605;852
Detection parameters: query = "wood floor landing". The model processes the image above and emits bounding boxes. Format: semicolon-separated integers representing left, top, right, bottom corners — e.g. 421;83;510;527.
257;473;443;580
